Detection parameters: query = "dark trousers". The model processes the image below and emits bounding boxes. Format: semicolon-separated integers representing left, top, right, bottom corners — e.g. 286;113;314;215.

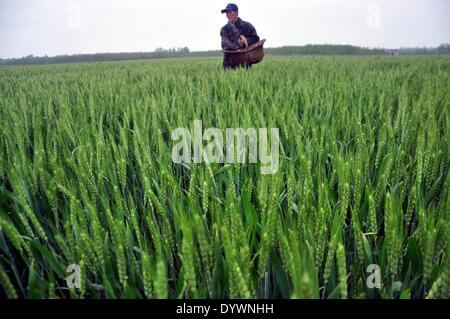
223;54;252;70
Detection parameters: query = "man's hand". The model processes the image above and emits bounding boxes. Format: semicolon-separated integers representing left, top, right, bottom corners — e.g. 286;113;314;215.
239;35;248;48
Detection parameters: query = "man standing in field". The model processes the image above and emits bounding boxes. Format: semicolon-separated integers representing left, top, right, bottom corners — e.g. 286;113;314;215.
220;3;260;70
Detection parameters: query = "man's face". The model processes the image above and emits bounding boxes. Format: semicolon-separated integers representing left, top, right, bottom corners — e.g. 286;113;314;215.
226;10;238;23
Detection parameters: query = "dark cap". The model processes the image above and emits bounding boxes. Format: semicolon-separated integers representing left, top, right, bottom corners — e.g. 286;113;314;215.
221;3;238;14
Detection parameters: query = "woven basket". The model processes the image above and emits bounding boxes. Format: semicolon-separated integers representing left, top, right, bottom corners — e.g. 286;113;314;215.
223;39;266;68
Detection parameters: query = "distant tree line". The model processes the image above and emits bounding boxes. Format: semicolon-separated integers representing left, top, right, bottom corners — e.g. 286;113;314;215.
1;44;449;65
267;44;384;55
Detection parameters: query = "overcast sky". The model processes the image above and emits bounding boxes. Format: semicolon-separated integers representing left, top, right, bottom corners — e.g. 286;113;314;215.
0;0;449;59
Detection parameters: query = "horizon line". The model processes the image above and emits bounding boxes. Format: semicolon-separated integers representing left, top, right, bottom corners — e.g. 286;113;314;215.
2;42;449;60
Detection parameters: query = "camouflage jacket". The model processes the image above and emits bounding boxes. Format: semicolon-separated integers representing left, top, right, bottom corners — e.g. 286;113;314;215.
220;18;260;51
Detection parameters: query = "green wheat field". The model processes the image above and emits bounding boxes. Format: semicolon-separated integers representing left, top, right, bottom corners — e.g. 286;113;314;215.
0;56;449;299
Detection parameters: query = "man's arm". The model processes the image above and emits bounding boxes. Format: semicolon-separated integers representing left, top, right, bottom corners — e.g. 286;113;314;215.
221;27;239;50
242;22;260;46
